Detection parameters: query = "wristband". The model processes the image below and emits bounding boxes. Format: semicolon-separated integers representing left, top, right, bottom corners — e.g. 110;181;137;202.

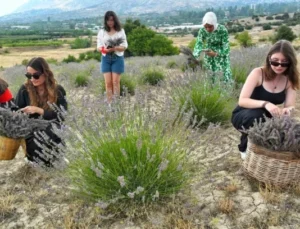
262;101;269;108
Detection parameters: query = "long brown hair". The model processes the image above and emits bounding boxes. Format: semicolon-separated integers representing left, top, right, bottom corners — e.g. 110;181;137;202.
104;11;121;32
25;57;57;110
264;40;300;90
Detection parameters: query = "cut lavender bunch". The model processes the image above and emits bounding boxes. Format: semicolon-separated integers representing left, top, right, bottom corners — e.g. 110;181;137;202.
106;37;125;48
0;107;50;139
179;46;200;68
247;116;300;155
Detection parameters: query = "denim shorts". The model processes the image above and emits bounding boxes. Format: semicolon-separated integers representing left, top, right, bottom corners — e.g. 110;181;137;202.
100;54;124;74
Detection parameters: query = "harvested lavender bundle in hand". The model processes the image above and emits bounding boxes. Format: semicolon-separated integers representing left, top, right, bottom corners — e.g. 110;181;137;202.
0;107;50;139
106;37;124;49
179;46;200;68
247;116;300;154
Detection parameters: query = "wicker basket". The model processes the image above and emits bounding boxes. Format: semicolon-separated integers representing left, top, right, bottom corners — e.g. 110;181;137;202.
0;136;22;160
20;139;27;156
242;141;300;186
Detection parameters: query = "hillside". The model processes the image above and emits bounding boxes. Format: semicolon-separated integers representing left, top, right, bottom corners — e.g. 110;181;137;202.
0;0;297;23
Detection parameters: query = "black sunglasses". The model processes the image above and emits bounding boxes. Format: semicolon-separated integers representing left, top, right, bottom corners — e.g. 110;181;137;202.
269;60;290;68
25;72;43;80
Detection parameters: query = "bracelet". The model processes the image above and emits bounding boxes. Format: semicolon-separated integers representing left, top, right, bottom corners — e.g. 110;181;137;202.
262;101;269;108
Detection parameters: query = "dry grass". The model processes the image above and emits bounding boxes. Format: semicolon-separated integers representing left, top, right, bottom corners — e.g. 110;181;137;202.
0;45;95;68
0;192;17;220
218;197;234;214
259;183;282;204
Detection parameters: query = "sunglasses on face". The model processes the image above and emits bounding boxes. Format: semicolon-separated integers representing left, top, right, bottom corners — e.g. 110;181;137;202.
25;72;42;80
269;60;290;68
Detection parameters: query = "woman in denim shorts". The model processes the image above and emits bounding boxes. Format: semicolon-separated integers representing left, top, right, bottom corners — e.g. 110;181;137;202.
97;11;128;104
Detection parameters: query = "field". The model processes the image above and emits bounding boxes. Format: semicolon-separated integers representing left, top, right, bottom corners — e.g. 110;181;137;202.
1;44;300;228
1;21;300;228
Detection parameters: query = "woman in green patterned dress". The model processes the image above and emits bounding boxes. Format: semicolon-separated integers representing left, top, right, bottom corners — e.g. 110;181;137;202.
193;12;232;82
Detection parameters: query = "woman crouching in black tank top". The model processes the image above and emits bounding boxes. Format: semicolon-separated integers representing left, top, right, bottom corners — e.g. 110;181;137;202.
231;40;300;160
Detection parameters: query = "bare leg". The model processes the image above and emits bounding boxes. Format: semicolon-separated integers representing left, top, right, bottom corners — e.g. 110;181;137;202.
104;72;113;103
112;73;121;99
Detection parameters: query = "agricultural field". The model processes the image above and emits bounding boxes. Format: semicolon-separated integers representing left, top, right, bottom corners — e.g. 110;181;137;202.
1;45;300;228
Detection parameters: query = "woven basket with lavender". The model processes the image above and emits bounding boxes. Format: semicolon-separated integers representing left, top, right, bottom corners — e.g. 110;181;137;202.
0;107;50;160
243;116;300;186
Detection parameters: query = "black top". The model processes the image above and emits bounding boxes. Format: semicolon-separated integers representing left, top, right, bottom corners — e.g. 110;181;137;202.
233;69;287;114
250;69;287;105
15;84;67;121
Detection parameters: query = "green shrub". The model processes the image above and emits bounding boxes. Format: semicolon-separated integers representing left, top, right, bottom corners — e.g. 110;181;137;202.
85;50;101;61
188;39;196;50
21;59;29;66
75;73;89;87
46;58;58;65
65;96;191;203
258;37;268;42
62;55;78;63
272;25;297;43
236;31;253;47
166;60;178;69
140;68;165;86
79;53;86;61
230;42;238;47
262;24;272;30
170;72;236;126
70;37;92;49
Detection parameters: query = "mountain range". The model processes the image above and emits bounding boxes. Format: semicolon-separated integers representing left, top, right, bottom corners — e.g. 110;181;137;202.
0;0;296;23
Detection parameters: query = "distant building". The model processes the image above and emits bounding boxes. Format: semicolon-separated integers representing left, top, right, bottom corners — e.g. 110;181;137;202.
11;26;30;29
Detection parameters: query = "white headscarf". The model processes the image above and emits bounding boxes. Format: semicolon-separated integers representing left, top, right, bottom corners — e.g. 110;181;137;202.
202;12;218;31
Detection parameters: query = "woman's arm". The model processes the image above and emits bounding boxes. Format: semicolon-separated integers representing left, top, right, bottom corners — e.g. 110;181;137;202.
97;29;104;52
213;26;230;57
193;28;204;58
282;83;296;115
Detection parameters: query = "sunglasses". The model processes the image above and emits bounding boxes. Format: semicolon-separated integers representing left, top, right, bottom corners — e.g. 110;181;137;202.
269;60;290;68
25;72;43;80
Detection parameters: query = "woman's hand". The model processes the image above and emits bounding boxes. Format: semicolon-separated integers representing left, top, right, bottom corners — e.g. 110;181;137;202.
105;47;115;53
205;50;217;57
282;107;294;116
265;103;282;117
21;106;44;115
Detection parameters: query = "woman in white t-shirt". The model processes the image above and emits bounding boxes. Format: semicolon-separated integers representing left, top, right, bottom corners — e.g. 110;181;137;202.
97;11;128;104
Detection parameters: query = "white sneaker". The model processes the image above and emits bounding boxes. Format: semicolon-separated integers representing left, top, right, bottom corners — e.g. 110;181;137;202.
240;151;247;160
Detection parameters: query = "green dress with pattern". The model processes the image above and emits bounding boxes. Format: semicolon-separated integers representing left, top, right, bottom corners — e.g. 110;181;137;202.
193;24;232;81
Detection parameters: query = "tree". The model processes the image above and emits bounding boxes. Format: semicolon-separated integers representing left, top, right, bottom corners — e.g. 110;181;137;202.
123;19;145;35
273;25;296;43
127;27;178;56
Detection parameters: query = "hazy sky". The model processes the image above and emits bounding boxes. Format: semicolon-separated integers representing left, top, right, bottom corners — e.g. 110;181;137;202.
0;0;28;17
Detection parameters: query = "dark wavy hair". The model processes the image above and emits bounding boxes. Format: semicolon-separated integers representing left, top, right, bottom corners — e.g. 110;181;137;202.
104;11;121;32
25;57;58;110
264;40;299;90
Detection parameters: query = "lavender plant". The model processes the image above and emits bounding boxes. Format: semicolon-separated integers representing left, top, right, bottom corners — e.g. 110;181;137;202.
247;116;300;155
0;107;49;138
230;46;270;84
139;67;165;86
99;74;136;96
166;69;236;127
62;90;196;204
